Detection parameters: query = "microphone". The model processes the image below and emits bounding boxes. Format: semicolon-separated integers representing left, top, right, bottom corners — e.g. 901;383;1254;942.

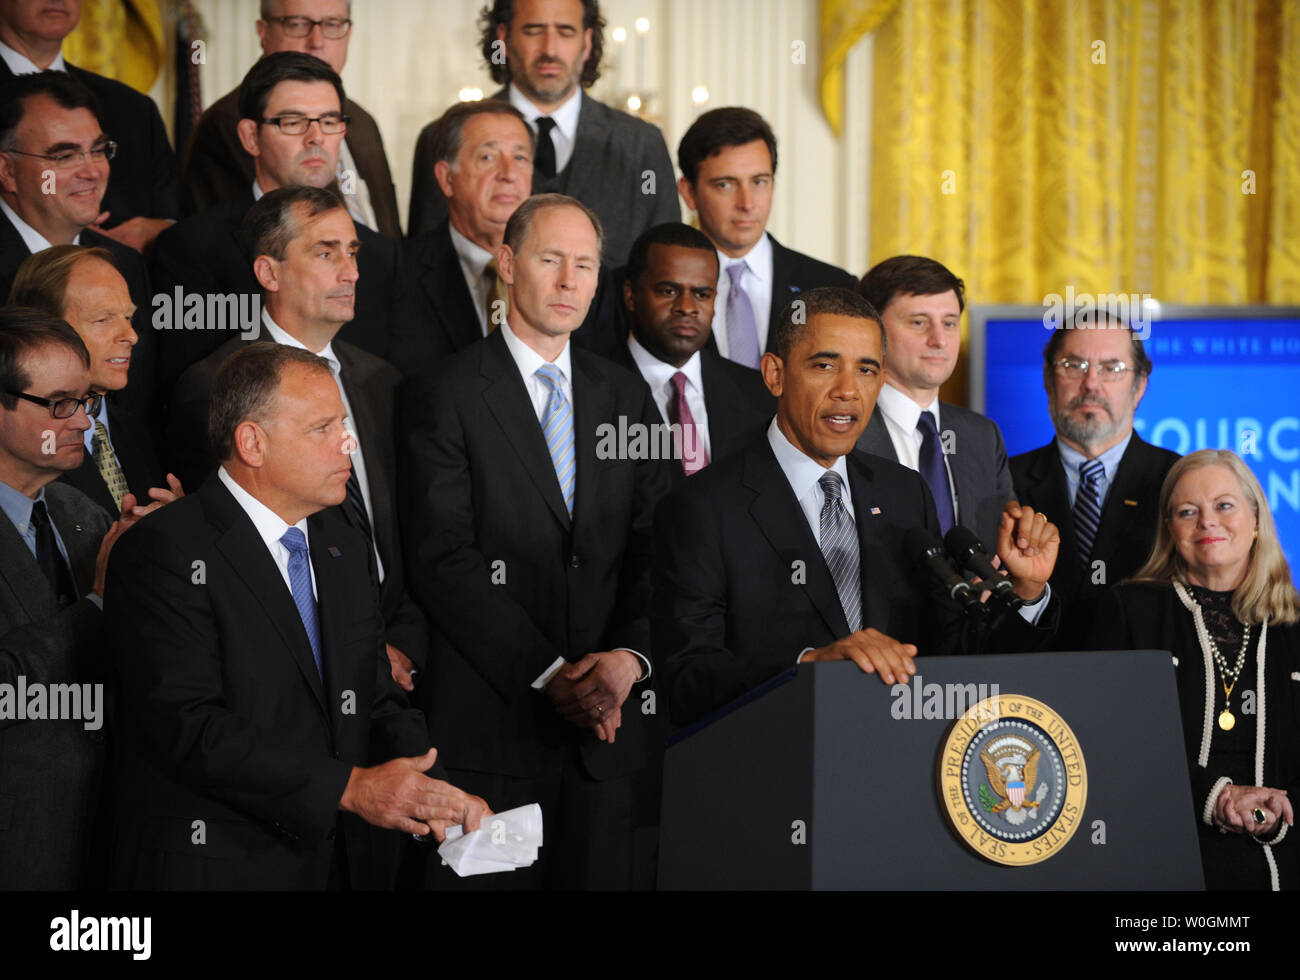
904;526;987;617
944;525;1025;609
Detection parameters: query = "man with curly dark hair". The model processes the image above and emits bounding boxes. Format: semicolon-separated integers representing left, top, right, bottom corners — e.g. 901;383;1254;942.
408;0;679;266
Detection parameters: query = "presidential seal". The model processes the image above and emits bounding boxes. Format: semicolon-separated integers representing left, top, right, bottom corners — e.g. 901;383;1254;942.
937;694;1087;866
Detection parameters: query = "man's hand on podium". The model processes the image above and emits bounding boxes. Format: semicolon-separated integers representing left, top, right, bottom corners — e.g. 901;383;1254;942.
803;628;918;685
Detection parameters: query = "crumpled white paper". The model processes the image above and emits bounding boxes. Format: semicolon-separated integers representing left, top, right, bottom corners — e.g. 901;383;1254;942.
438;803;544;876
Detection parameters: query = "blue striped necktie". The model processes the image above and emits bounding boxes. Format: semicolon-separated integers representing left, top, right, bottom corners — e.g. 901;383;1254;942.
1073;458;1105;564
280;527;323;680
819;472;863;633
536;363;576;515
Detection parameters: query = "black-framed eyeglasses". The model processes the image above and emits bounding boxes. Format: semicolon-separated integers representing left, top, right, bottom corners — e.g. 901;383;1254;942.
264;15;352;39
258;113;349;135
1052;356;1135;381
6;389;102;419
1;139;117;171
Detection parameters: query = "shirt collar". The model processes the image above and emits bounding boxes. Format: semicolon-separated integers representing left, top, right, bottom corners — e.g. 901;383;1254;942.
626;334;704;394
719;231;774;284
1056;429;1133;482
261;310;339;369
876;381;939;433
0;477;46;534
448;222;495;282
508;85;582;142
0;197;78;252
766;415;849;500
217;465;309;552
252;179;266;202
0;40;65;75
500;318;572;385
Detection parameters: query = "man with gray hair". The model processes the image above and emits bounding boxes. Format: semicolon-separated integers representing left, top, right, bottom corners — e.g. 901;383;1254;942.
108;340;490;890
402;192;671;888
1011;310;1179;641
181;0;401;239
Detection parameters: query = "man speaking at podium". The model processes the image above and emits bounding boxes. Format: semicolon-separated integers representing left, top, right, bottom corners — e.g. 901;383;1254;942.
652;288;1062;728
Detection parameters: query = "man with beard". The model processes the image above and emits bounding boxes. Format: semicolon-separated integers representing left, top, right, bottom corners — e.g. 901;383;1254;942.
1010;310;1178;642
407;0;678;265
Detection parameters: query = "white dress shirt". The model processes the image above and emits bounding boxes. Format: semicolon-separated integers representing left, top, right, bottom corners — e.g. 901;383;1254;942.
0;39;65;75
712;233;774;360
218;465;317;599
261;311;383;582
626;335;711;460
508;85;582;176
875;382;960;523
336;138;378;232
498;321;651;687
449;222;495;335
0;198;77;252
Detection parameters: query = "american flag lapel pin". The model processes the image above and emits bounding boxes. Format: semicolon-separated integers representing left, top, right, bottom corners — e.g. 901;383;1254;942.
870;506;881;516
328;546;342;557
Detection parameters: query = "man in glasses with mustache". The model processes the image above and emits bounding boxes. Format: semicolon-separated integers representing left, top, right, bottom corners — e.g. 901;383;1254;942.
151;52;405;396
1010;309;1179;642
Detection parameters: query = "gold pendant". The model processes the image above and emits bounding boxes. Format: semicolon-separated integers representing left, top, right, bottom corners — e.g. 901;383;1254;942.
1218;709;1236;731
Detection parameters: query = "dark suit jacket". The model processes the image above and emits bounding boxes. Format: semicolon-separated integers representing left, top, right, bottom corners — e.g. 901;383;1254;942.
1010;433;1180;640
105;477;429;890
763;235;857;346
149;190;406;392
0;213;158;417
652;436;1058;728
855;399;1015;549
398;217;623;373
163;335;427;665
181;87;401;239
408;90;679;265
399;329;672;780
607;340;775;479
59;397;167;519
1086;582;1299;890
0;59;180;223
0;482;112;888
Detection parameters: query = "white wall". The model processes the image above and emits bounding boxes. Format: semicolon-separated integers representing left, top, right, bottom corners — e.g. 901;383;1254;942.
194;0;871;273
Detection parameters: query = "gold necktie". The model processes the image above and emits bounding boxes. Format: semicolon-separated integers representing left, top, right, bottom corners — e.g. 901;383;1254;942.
92;420;129;511
484;258;510;332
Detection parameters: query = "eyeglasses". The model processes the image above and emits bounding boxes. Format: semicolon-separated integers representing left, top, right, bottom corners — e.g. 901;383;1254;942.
6;389;102;419
264;15;352;39
258;113;349;135
1052;356;1135;381
1;140;116;171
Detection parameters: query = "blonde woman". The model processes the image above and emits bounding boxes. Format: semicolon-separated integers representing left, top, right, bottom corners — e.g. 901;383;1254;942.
1089;449;1299;889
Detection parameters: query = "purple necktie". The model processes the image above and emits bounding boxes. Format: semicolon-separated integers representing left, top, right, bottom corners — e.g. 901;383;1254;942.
668;372;708;476
725;262;761;369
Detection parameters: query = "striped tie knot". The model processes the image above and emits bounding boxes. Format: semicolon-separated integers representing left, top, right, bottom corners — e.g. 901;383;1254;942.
280;526;308;556
536;363;565;390
1080;458;1104;484
819;471;843;501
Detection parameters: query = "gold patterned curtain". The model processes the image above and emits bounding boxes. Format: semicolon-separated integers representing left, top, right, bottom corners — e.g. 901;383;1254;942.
63;0;164;94
825;0;1298;308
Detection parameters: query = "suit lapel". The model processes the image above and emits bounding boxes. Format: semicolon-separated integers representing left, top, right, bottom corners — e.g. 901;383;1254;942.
1092;437;1155;563
765;235;800;348
0;508;55;620
846;455;891;633
700;350;745;463
308;510;354;739
205;482;330;717
422;224;484;351
561;95;606;199
480;332;572;529
570;352;609;528
743;441;850;637
334;344;393;559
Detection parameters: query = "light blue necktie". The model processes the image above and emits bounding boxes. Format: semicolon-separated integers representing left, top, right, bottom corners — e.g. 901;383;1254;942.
819;472;863;633
1073;459;1105;564
726;261;761;369
536;363;576;515
280;527;323;680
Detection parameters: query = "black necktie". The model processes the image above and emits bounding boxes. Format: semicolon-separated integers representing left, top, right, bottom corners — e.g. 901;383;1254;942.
345;466;373;543
535;117;557;178
916;412;955;534
31;498;76;606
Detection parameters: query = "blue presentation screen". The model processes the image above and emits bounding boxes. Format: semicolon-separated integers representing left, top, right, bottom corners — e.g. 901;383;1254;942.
981;316;1300;564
